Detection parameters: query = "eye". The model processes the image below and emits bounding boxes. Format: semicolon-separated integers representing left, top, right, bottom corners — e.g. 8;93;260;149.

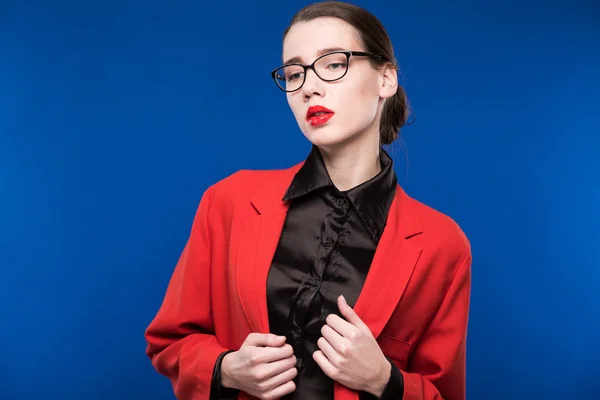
288;72;304;82
327;62;347;70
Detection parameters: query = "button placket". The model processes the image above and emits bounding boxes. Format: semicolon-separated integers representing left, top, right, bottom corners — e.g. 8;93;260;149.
335;196;349;212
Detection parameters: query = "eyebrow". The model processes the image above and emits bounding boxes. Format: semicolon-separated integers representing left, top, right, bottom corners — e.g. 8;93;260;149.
283;47;347;65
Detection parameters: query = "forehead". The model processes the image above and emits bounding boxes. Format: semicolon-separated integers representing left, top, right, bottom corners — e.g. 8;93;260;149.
282;17;362;64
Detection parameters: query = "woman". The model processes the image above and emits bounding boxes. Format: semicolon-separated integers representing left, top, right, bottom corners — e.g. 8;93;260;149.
145;2;471;400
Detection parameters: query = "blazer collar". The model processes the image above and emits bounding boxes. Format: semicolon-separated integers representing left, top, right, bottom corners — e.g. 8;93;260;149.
249;157;420;240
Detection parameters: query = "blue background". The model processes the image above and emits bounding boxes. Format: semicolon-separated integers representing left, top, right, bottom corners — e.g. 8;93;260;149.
1;0;599;399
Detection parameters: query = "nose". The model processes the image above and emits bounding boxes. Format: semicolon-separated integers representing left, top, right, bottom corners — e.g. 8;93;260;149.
301;68;324;99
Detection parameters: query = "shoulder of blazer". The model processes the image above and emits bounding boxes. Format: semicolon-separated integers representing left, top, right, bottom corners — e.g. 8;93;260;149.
401;190;471;266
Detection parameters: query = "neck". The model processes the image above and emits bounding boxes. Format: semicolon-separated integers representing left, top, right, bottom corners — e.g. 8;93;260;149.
317;132;382;192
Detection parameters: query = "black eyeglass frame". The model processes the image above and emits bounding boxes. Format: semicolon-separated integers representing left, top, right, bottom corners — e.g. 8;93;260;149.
271;50;387;93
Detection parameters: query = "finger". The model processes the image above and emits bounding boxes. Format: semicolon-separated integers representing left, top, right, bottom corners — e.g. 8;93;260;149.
317;336;342;366
244;332;287;347
337;295;368;331
321;324;348;355
253;344;294;363
325;313;358;338
313;350;338;379
258;364;297;392
260;355;297;379
263;380;296;400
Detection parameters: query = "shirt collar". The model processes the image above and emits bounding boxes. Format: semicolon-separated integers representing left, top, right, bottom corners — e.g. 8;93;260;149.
282;145;398;241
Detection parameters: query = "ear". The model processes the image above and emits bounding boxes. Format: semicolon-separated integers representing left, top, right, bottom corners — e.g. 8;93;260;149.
379;63;398;99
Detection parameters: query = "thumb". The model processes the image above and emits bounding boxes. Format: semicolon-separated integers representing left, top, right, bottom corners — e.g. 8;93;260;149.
338;295;368;331
244;332;286;347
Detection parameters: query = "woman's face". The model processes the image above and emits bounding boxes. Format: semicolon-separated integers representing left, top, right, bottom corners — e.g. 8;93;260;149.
282;17;394;150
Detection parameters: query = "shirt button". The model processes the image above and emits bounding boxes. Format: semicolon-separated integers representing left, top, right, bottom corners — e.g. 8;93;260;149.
336;198;345;207
322;238;332;247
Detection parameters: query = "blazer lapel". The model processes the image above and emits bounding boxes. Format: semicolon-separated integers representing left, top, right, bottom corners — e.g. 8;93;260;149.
236;174;422;338
353;185;423;338
335;186;423;400
236;165;301;333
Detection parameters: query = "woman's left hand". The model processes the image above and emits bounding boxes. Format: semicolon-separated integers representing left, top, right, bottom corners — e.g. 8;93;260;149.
313;295;392;397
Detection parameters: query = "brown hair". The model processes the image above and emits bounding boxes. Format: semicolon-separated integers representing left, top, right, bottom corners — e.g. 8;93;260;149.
283;1;412;145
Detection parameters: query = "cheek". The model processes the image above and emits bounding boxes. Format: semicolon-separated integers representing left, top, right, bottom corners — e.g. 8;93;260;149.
287;95;305;121
341;80;380;122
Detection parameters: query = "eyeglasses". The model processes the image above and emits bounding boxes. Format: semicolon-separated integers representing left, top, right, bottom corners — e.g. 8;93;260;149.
271;50;387;93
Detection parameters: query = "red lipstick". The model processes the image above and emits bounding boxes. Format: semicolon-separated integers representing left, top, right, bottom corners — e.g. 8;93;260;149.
306;105;334;126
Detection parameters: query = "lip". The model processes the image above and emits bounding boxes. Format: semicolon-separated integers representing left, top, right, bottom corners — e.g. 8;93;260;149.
306;105;335;126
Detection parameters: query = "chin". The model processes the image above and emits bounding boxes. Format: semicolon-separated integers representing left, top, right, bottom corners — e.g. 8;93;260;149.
303;128;353;149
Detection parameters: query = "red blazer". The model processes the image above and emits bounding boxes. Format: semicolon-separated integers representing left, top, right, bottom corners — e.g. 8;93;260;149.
145;162;472;400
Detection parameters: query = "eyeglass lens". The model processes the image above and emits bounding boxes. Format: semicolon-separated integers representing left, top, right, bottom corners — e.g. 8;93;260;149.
274;52;349;91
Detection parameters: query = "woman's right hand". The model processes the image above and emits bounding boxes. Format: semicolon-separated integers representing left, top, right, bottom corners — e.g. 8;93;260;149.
221;333;298;400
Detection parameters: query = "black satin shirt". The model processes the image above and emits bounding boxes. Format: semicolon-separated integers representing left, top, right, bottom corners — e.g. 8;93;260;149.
211;145;404;400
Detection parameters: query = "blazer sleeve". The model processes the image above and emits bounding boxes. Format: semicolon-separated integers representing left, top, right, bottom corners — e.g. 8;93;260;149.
400;250;472;400
144;185;229;400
